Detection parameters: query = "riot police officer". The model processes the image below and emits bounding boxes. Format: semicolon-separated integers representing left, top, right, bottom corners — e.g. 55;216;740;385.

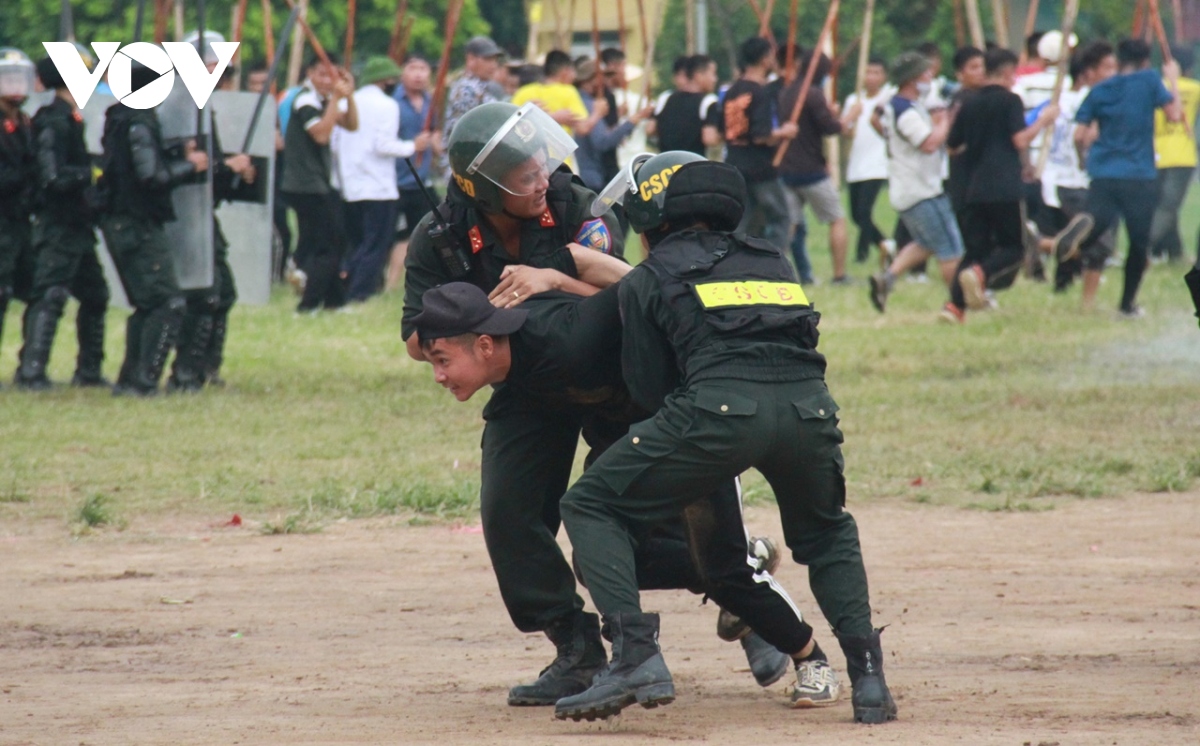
0;48;38;373
99;62;209;396
14;53;111;390
401;102;625;706
556;152;897;725
167;30;255;392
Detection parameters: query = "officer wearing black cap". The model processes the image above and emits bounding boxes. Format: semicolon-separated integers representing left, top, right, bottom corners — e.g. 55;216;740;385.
412;277;831;698
555;152;897;725
0;47;38;376
14;54;111;390
99;61;210;396
401;101;625;706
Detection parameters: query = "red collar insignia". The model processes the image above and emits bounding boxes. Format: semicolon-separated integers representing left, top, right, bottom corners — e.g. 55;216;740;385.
469;226;484;254
539;209;556;228
2;119;15;135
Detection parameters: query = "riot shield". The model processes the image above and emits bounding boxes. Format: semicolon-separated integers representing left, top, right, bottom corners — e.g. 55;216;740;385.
209;89;275;305
158;81;214;290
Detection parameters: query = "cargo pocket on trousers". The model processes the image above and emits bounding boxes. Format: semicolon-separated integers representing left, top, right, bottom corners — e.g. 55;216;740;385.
596;420;678;496
685;389;758;457
792;389;839;421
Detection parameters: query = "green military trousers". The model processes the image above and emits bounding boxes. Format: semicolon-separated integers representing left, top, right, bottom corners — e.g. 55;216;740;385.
560;376;875;638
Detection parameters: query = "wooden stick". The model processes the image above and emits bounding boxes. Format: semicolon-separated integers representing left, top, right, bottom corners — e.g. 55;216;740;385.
1133;0;1147;38
1148;0;1176;64
854;0;875;100
773;0;840;167
1172;0;1185;45
260;0;276;94
686;0;695;54
284;0;334;72
344;0;356;66
953;0;966;48
617;0;627;54
784;0;799;83
759;0;777;38
550;0;563;49
1034;0;1079;178
964;0;985;49
154;0;170;44
990;0;1009;48
388;0;410;63
566;0;578;48
396;16;414;65
1017;0;1039;65
416;0;463;165
746;0;776;44
635;0;651;104
592;0;602;62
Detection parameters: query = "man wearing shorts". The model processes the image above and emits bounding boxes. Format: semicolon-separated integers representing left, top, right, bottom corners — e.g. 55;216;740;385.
777;49;853;284
869;52;964;318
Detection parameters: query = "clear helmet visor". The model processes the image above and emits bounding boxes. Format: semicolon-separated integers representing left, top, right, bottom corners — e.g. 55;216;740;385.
590;152;655;217
0;50;34;99
466;103;578;197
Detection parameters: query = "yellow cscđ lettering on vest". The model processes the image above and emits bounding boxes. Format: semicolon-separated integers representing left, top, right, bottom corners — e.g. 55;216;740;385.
694;281;810;309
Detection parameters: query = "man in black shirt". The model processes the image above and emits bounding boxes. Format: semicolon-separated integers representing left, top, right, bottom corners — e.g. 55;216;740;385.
651;55;722;155
946;48;1056;317
414;276;826;697
722;37;797;252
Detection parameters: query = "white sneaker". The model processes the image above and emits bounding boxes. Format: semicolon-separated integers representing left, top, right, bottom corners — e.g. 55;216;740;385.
287;266;307;295
881;239;897;261
790;659;842;708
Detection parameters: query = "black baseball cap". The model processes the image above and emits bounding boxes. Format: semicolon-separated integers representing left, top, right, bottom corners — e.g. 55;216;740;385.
413;282;529;342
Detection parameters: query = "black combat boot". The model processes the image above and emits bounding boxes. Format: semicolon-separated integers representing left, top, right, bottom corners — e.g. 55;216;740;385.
123;301;182;396
167;310;213;392
554;612;675;721
15;286;69;390
72;304;110;387
835;628;897;724
508;611;607;706
204;309;229;386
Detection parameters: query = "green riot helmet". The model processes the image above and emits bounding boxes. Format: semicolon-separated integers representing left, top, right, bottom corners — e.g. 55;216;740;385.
447;101;578;213
0;47;35;102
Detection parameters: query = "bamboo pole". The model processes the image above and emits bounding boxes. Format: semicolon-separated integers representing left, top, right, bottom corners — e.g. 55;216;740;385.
261;0;276;93
990;0;1010;48
686;0;696;54
566;0;578;49
1034;0;1079;178
953;0;966;48
635;0;651;103
1133;0;1148;38
759;0;777;38
231;0;248;85
387;0;410;63
1172;0;1185;44
416;0;464;164
773;0;840;167
746;0;776;44
1018;0;1040;65
854;0;874;100
344;0;357;66
154;0;170;44
964;0;985;49
784;0;799;83
285;0;306;86
284;0;334;73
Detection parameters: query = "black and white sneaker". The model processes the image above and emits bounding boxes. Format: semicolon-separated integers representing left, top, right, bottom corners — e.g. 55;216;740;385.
1052;213;1094;263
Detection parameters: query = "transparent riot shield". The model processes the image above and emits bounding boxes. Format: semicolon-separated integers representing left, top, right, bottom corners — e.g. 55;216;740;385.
209;89;275;305
158;81;214;290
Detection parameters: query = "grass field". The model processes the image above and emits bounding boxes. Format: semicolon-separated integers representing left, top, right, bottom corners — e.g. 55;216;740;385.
1;192;1198;534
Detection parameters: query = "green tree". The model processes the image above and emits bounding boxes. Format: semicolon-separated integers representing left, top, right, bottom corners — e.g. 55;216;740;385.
0;0;492;75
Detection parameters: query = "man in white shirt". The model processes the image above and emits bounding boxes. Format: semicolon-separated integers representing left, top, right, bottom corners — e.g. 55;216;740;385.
1036;41;1115;295
336;57;432;303
843;56;895;265
869;52;965;320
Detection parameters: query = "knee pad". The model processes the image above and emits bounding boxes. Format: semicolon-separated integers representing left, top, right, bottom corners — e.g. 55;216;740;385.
45;285;72;305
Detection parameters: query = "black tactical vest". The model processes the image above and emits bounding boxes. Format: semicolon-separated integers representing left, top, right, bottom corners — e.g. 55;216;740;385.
641;231;823;382
99;104;175;222
436;168;580;285
33;97;92;220
0;111;36;221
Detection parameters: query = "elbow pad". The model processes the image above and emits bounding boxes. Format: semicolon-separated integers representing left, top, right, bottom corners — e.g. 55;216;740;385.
129;123;170;186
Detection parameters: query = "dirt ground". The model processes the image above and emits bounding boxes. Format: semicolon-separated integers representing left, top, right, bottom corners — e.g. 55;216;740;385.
2;493;1197;746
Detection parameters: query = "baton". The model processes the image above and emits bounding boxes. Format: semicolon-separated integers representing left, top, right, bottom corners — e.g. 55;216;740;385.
232;4;301;189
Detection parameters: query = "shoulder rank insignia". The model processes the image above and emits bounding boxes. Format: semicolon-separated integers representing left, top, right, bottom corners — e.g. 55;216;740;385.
469;226;484;254
539;209;557;227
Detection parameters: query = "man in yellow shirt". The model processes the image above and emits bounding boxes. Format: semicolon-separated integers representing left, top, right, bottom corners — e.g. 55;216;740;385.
512;50;605;138
1150;46;1200;263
